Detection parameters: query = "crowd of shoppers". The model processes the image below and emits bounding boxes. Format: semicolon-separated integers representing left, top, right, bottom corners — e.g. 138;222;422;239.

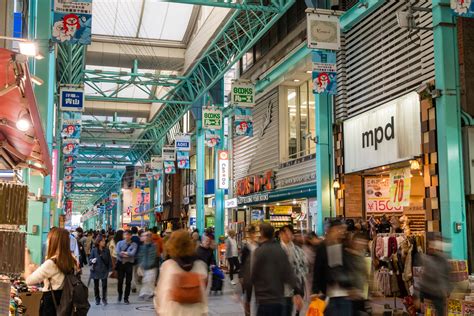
22;221;453;316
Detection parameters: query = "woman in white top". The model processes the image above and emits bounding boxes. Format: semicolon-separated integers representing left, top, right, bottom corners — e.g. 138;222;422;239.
154;230;208;316
25;227;77;316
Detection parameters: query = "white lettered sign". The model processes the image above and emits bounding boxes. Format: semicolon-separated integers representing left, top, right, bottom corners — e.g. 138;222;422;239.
343;92;421;173
218;150;229;189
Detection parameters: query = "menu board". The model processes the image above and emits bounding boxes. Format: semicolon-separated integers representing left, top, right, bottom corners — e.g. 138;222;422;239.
365;177;403;213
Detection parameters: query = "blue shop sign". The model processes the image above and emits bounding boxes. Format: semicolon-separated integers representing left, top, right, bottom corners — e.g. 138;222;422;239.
60;87;84;112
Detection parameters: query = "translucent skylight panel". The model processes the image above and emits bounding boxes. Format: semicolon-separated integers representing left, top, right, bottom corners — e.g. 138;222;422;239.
117;85;151;99
139;2;193;41
92;0;142;37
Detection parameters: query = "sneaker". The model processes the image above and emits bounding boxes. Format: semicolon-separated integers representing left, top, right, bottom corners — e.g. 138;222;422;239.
102;299;108;306
117;295;122;303
231;280;237;285
124;298;130;305
95;299;100;305
132;288;137;293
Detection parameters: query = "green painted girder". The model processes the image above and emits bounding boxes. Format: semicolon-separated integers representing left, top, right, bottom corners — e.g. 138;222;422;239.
56;44;86;85
131;1;295;162
84;95;192;105
82;120;153;129
166;0;281;12
80;137;157;144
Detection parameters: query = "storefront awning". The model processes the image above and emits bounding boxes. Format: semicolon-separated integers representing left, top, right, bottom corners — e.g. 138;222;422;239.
0;48;51;175
237;182;317;206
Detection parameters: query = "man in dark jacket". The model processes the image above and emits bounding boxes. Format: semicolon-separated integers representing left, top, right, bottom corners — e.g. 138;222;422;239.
196;235;216;269
312;220;353;315
251;223;303;316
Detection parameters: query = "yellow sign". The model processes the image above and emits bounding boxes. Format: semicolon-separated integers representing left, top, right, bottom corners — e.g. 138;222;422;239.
272;206;293;215
389;168;411;207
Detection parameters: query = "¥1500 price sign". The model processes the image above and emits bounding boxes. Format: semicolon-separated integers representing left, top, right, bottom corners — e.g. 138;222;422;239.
364;176;403;213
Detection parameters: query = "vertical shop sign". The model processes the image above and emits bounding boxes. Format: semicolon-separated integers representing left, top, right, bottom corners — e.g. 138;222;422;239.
451;0;474;17
389;168;412;207
312;50;337;95
51;149;58;197
202;108;222;130
218;151;229;189
365;177;403;213
231;81;255;107
175;135;191;151
65;199;73;217
177;151;190;169
234;107;253;137
53;0;92;45
60;87;85;111
306;12;341;50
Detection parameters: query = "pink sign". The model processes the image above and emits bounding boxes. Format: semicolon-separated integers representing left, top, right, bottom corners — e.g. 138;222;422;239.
51;149;58;197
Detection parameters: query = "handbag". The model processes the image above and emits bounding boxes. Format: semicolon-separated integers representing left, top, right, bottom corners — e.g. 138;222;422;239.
306;297;327;316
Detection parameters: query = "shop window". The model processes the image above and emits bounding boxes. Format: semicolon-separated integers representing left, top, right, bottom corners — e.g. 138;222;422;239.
285;80;316;160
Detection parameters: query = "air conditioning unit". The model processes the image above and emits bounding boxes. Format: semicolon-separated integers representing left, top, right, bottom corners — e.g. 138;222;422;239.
463;126;474;195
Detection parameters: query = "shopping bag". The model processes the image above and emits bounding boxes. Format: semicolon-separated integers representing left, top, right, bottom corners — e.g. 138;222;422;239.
306;297;326;316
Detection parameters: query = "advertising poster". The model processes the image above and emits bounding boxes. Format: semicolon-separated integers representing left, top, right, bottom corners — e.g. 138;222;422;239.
150;156;163;170
205;130;221;147
251;209;264;222
389;168;412;207
234;107;253;137
175;135;191;151
64;156;76;166
131;188;150;222
312;50;337;95
164;161;176;174
162;146;176;161
61;121;81;139
177;151;190;169
53;0;92;45
365;177;403;213
64;166;75;176
62;139;79;156
451;0;474;17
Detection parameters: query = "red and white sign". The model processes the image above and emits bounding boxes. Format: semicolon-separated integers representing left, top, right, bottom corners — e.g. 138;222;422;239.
65;199;73;218
51;149;58;197
218;150;229;189
389;168;411;207
365;177;403;213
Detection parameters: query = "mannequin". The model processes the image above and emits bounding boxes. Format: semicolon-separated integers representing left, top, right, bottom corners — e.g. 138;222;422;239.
399;214;411;235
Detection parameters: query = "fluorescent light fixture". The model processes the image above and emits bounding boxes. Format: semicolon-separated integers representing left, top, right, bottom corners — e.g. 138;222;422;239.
333;180;340;189
306;70;312;74
287;92;296;100
294;79;301;82
0;84;18;97
30;75;44;86
34;53;45;60
292;199;297;205
18;41;38;57
16;111;31;131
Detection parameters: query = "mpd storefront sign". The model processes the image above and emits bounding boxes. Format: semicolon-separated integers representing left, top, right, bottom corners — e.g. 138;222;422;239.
343;92;421;173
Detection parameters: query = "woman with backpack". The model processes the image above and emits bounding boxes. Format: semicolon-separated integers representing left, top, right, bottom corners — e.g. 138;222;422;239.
24;227;80;315
154;229;208;316
89;235;112;305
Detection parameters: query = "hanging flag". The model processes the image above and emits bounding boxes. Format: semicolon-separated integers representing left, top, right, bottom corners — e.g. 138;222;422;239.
52;0;92;45
62;139;79;156
205;130;221;147
312;50;337;95
177;151;190;169
64;156;76;166
234;107;253;137
61;120;81;139
451;0;474;16
164;161;176;174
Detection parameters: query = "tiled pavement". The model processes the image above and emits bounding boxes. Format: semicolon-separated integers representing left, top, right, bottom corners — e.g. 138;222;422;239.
84;267;244;316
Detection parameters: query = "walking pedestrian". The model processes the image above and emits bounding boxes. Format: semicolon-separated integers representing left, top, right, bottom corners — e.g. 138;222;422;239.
279;225;308;316
239;225;259;316
196;234;216;270
138;231;157;300
251;223;303;316
130;226;141;293
24;227;78;315
225;229;240;285
89;235;112;305
154;230;208;316
116;230;138;304
109;230;122;279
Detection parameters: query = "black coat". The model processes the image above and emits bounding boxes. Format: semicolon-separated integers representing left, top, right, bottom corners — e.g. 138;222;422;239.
196;246;216;269
89;247;112;280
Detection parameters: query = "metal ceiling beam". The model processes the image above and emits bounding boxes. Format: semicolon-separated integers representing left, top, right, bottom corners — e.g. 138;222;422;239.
166;0;281;12
84;96;192;104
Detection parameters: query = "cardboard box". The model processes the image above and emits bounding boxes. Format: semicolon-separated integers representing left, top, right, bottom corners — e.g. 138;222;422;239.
20;291;42;316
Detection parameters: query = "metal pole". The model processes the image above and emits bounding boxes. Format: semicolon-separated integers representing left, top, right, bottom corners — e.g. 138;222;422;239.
196;101;206;234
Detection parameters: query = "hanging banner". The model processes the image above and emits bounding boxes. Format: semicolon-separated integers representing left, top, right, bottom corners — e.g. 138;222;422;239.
177;151;190;169
65;199;73;217
312;50;337;95
60;87;85;111
306;11;341;50
64;166;75;176
365;177;403;213
64;156;76;166
164;161;176;174
131;188;150;221
61;120;81;139
53;0;92;45
234;107;253;137
162;146;176;161
202;108;222;130
175;135;191;151
51;149;58;197
205;130;221;147
150;156;163;170
153;171;161;181
451;0;474;17
231;81;255;107
218;150;229;189
62;139;80;156
389;168;412;207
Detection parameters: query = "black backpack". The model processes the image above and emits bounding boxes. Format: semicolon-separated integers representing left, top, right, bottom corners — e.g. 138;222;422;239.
51;262;90;315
